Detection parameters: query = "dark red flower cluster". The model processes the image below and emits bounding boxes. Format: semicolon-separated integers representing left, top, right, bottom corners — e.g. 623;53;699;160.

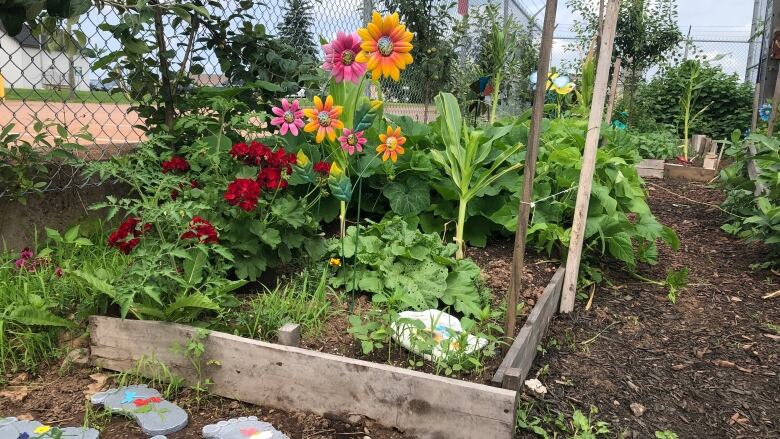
180;216;219;244
224;178;261;212
226;141;298;208
313;161;331;176
15;248;40;271
108;217;151;254
161;156;190;174
257;167;287;190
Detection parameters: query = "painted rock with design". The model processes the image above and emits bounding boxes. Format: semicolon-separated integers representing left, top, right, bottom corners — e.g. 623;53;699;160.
0;417;99;439
91;384;187;436
202;416;289;439
390;309;489;361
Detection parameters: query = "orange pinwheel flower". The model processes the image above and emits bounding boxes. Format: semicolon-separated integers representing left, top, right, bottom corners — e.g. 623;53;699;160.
376;126;406;163
356;12;414;81
303;96;344;143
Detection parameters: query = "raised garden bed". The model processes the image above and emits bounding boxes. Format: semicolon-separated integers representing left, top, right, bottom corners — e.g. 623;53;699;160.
87;254;567;439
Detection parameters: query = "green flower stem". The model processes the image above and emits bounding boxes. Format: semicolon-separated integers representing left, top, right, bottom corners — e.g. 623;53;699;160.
350;177;363;313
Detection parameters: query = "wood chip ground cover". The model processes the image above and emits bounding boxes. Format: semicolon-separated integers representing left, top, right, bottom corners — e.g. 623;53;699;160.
521;180;780;438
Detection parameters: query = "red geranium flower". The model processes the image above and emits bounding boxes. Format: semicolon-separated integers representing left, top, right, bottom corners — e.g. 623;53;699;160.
224;178;261;212
229;142;250;160
313;161;331;176
257;167;288;190
180;216;219;244
108;217;151;254
161;156;190;174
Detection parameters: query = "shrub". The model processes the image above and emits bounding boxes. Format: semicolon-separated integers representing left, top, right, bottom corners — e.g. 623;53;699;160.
721;133;780;265
636;60;753;140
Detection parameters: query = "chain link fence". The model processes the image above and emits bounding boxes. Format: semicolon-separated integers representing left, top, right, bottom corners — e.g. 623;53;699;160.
0;2;752;198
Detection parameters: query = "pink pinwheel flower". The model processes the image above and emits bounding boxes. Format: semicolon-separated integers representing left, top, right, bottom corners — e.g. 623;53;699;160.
338;128;367;155
270;99;304;136
322;32;367;84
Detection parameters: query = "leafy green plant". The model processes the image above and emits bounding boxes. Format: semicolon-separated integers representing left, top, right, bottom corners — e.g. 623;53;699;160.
329;216;484;316
678;60;712;160
516;402;611;439
430;92;523;259
0;223;124;375
637;61;753;140
0;121;90;203
172;328;216;407
115;355;186;401
721;133;780;265
623;128;680;160
655;431;680;439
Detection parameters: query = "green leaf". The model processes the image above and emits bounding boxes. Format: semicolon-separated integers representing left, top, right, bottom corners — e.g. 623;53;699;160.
607;233;635;267
9;306;73;327
383;176;431;216
660;226;680;251
165;293;220;317
183;250;206;286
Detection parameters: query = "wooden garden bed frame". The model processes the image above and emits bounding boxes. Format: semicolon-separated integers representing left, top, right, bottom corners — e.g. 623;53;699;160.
88;265;565;439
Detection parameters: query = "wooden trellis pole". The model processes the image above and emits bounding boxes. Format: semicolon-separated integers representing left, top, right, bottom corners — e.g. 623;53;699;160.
751;82;761;131
504;0;558;342
560;0;621;313
605;57;622;126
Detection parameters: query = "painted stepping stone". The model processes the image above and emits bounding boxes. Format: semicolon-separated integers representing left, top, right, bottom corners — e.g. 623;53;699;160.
390;309;488;361
90;384;187;436
0;417;99;439
202;417;289;439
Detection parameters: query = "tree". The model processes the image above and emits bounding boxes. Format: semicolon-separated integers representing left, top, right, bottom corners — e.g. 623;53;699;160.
276;0;318;59
568;0;682;121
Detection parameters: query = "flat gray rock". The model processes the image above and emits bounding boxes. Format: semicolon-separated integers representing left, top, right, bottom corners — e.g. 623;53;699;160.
202;416;289;439
0;416;99;439
91;385;187;436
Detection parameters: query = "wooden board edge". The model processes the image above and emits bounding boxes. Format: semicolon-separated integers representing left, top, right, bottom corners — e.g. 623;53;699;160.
491;264;565;387
88;316;517;439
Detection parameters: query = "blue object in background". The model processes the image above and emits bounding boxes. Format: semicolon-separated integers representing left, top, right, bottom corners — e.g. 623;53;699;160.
759;103;772;122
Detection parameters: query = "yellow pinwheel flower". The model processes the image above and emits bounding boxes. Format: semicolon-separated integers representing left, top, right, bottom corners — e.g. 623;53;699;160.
356;12;414;81
303;96;344;143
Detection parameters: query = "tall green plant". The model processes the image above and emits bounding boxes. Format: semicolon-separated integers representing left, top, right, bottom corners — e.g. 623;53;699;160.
430;92;523;259
679;60;711;160
488;19;517;124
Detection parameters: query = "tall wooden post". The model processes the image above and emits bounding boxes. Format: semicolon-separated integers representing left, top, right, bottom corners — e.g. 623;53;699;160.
605;57;621;126
751;82;761;131
559;0;621;313
504;0;558;342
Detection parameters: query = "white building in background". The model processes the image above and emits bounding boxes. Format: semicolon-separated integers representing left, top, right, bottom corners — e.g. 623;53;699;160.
0;22;91;92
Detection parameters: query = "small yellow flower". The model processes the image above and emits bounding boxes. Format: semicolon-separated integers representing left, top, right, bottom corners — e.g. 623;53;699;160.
34;426;52;434
329;257;342;267
296;150;310;166
376;126;406;163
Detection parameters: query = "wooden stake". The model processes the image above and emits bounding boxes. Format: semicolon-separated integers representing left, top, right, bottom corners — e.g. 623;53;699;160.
768;74;780;136
751;82;761;131
559;0;621;314
605;57;621;126
504;0;559;343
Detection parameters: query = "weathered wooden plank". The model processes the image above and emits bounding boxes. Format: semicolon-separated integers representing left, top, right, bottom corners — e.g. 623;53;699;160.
663;163;718;182
89;316;516;439
492;265;565;389
637;159;665;179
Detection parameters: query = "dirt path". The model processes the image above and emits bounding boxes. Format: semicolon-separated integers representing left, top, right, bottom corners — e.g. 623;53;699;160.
522;180;780;438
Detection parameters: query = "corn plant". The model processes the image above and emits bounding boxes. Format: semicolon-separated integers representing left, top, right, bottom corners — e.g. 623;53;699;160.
488;19;517;124
430;92;523;259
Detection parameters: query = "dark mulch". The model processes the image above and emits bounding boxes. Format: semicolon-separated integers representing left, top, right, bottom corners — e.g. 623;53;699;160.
520;179;780;438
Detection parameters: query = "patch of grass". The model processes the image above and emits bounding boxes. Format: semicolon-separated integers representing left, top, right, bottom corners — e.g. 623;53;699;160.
115;355;186;400
0;222;126;375
215;267;336;342
4;88;133;104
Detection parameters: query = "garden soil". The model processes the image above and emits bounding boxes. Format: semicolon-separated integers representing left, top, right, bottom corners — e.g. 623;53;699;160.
520;179;780;438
